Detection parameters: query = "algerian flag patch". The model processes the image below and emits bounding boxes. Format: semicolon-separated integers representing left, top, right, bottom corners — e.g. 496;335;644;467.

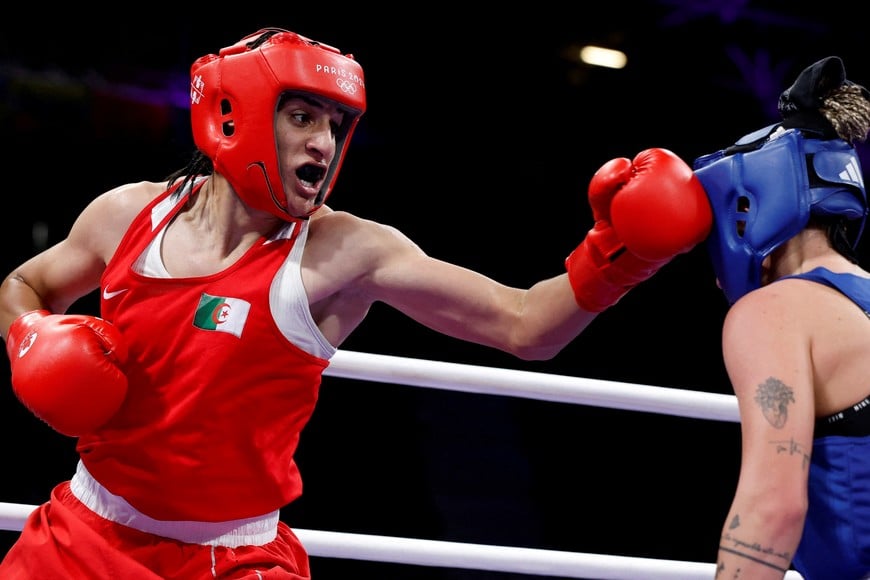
193;293;251;338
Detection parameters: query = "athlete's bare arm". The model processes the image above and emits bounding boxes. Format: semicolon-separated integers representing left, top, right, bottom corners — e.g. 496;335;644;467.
304;210;592;360
0;181;164;337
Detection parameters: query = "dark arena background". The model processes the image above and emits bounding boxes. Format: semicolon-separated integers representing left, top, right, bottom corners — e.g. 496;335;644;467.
0;3;866;578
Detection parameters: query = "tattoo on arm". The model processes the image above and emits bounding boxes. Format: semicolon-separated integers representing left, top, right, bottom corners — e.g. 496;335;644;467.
770;436;811;469
720;379;803;575
714;560;739;578
754;377;794;428
752;377;811;467
719;513;792;574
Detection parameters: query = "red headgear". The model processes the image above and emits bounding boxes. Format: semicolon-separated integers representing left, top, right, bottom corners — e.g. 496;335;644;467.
189;28;366;221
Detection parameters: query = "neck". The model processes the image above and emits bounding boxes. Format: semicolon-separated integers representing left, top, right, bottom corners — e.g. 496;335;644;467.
768;228;855;280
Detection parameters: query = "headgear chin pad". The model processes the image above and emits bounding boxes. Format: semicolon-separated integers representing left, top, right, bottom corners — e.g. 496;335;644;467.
693;126;868;304
189;29;366;221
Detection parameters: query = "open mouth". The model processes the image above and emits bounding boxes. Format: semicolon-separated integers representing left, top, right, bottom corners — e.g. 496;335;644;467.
297;163;326;187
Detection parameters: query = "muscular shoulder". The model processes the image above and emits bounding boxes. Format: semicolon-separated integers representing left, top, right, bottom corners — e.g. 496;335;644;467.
98;180;168;217
309;209;423;259
74;180;170;261
304;209;426;301
725;276;850;335
724;280;810;341
722;280;813;389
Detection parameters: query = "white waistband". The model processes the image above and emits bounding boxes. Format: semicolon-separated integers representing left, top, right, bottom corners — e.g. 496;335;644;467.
70;460;279;548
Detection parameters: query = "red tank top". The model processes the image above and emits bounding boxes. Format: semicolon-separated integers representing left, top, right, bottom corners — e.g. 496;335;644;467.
77;181;332;522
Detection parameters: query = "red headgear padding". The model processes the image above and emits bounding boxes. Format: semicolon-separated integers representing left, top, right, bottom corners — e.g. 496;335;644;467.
189;28;366;221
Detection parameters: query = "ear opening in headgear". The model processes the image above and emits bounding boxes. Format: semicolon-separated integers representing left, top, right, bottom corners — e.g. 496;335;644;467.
220;100;234;137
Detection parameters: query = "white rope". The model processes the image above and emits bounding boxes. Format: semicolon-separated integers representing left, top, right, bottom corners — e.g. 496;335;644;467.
295;528;716;579
325;350;740;422
0;503;803;579
0;502;33;534
1;351;798;577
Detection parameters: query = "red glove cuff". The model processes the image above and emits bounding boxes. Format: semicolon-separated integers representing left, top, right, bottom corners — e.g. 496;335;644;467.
565;228;667;313
565;243;628;313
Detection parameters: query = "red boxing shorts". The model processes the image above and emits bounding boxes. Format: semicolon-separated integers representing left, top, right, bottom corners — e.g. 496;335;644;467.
0;482;310;579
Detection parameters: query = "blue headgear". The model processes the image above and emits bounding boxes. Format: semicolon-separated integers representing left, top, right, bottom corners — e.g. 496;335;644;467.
693;124;867;304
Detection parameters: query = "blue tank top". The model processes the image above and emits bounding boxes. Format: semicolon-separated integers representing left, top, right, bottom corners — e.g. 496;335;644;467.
784;268;870;579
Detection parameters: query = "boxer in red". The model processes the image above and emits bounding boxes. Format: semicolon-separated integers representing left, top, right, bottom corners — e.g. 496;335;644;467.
0;27;711;578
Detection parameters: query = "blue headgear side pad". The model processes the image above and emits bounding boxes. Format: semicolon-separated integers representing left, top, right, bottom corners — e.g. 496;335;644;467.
693;126;867;304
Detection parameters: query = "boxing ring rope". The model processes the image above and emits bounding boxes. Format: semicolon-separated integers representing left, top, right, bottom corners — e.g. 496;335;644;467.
0;349;805;579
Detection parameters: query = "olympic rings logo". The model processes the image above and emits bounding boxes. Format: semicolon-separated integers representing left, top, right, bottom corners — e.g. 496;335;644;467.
336;78;358;95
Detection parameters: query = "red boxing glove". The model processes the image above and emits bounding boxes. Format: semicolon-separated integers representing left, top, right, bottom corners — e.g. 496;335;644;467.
5;310;129;437
566;148;712;312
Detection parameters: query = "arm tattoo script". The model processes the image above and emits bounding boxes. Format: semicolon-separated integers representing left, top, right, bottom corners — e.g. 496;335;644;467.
719;514;791;573
770;436;811;469
753;377;794;428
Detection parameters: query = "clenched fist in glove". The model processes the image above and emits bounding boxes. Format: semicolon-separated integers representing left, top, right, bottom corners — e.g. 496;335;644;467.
566;148;712;312
5;310;128;437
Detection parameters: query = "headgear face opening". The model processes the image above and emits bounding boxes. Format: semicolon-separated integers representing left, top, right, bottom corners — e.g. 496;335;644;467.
693;125;868;305
189;28;367;222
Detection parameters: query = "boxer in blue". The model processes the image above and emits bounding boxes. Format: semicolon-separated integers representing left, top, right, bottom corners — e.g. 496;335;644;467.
694;56;870;579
